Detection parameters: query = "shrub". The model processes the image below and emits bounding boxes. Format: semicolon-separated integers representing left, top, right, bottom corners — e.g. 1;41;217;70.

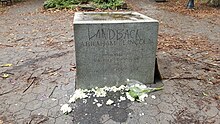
44;0;81;9
93;0;125;9
43;0;125;9
208;0;220;7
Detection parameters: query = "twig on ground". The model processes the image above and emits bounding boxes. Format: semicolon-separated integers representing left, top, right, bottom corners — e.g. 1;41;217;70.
0;43;13;47
48;85;58;98
42;66;62;74
27;72;34;81
195;59;220;68
28;118;33;124
163;76;202;80
0;87;18;96
13;38;24;42
36;117;49;124
162;73;203;82
23;77;37;93
185;54;219;68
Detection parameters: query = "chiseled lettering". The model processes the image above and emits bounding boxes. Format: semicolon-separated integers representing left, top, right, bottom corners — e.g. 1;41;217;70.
101;29;107;40
109;29;115;40
135;30;142;40
116;29;124;40
88;28;100;40
88;28;143;41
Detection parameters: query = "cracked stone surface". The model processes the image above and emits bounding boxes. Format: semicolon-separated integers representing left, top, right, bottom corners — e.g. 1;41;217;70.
20;92;38;103
0;0;219;123
157;113;174;124
42;98;59;109
139;115;157;124
8;102;26;113
25;100;42;111
141;104;160;116
15;109;31;120
158;102;176;114
31;107;48;116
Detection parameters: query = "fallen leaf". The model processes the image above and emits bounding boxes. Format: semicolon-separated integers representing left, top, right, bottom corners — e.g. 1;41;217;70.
2;73;10;78
214;95;220;100
0;64;12;67
202;92;208;96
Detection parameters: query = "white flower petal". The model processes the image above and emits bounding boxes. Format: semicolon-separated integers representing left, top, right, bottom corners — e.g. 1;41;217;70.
119;96;126;101
126;92;135;101
106;99;114;105
60;104;72;114
96;103;102;107
69;89;88;103
139;94;148;102
94;88;107;97
94;99;98;103
151;95;156;99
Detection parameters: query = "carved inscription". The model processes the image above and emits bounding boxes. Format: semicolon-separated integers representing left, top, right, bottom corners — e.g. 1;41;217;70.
79;28;146;47
81;27;147;76
88;28;142;40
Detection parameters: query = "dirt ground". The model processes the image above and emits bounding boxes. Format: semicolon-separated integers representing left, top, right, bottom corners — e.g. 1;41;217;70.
156;0;220;22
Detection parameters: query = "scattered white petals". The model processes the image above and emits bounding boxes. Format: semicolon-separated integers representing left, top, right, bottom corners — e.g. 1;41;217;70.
60;104;72;114
119;96;126;102
69;89;88;103
133;83;146;89
94;99;98;103
96;103;102;107
151;95;156;99
83;99;87;104
63;84;161;115
106;99;114;105
102;86;110;91
126;92;135;101
51;98;57;101
139;94;148;102
118;85;126;91
139;113;145;116
94;88;107;97
111;86;118;92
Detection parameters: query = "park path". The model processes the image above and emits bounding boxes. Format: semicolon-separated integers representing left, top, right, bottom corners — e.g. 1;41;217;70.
0;0;76;123
0;0;219;123
128;0;220;44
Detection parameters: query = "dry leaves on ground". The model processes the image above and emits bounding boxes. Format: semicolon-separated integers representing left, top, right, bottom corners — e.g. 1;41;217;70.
156;0;220;24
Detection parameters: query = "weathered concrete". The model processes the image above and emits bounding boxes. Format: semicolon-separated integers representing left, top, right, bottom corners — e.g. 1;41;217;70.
0;0;219;123
74;12;159;89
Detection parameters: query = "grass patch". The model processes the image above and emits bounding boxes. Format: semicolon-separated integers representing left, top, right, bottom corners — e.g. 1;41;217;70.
43;0;126;10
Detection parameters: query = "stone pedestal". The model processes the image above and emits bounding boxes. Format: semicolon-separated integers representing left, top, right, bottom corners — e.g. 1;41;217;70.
74;12;159;89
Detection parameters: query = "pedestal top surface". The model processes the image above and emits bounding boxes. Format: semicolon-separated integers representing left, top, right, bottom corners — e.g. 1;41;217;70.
74;12;158;24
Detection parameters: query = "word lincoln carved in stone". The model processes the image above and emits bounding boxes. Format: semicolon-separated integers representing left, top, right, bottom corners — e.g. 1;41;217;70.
80;39;146;47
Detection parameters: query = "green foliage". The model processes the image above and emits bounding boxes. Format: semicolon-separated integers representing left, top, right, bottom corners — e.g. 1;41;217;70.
93;0;124;9
208;0;220;7
128;85;163;101
44;0;81;9
43;0;125;9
